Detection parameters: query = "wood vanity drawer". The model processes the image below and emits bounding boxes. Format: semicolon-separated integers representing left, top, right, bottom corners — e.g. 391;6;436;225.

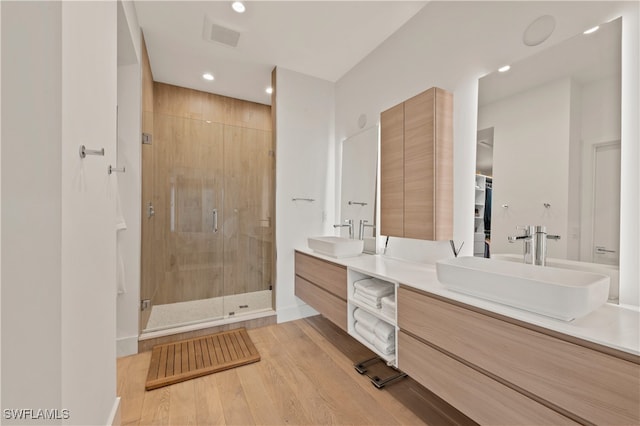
294;251;347;300
295;276;347;330
398;331;577;425
398;286;640;425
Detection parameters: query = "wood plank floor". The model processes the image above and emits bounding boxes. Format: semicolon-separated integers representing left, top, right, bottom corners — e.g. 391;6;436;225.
118;316;476;425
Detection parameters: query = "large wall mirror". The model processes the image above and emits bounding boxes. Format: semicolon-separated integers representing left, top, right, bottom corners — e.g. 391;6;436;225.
476;18;621;295
339;125;378;250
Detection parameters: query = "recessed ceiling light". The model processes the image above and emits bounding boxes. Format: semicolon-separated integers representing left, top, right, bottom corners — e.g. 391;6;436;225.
583;25;600;35
265;87;273;94
232;1;245;13
202;73;214;81
498;65;511;73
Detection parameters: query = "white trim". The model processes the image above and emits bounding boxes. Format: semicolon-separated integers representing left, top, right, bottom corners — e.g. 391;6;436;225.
116;335;139;357
106;397;121;426
138;310;276;341
276;303;318;324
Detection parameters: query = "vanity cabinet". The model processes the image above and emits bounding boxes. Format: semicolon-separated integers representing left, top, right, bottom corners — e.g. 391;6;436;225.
380;87;453;240
397;285;640;425
294;251;348;331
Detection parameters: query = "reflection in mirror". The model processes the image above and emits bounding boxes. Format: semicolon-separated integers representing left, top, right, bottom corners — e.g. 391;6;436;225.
340;125;378;252
476;18;621;296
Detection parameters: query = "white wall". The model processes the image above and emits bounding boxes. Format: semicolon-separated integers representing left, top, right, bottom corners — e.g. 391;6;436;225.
479;78;572;258
60;2;118;423
1;2;63;418
1;2;119;424
334;1;639;306
116;1;142;358
275;67;336;322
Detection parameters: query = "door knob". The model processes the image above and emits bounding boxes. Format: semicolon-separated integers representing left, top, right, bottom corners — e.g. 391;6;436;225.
147;202;155;219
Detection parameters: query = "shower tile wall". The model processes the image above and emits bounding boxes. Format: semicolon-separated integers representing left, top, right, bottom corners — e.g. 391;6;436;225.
140;78;273;330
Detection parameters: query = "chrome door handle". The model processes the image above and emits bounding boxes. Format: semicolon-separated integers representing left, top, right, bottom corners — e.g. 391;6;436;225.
212;209;218;233
147;202;155;219
595;246;616;254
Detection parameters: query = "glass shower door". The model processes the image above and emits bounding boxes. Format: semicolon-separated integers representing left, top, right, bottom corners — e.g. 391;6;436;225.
141;115;226;331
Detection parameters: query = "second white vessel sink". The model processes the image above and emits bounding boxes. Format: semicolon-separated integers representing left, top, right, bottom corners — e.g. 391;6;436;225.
436;256;610;321
307;236;364;258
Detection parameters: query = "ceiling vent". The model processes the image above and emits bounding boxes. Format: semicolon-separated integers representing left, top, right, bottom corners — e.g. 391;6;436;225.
203;16;240;48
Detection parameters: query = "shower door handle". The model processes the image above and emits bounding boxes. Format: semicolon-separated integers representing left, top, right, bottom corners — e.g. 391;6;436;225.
212;209;218;233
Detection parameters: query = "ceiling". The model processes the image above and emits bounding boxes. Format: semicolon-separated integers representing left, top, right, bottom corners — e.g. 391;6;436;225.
478;16;621;107
134;1;427;105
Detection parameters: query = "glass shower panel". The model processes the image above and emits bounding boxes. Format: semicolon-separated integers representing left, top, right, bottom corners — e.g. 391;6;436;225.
221;125;274;317
141;114;226;331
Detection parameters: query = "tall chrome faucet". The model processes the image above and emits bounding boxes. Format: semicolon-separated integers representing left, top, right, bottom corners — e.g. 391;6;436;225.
358;219;376;240
508;225;560;266
334;219;354;239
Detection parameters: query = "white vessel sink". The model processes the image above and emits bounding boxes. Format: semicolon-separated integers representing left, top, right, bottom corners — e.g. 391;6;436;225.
492;253;620;302
308;236;364;258
436;256;610;321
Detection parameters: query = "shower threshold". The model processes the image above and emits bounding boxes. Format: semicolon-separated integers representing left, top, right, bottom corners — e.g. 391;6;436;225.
141;290;273;337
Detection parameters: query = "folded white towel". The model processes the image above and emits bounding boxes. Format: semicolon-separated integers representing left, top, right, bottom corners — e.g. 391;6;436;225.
381;294;395;308
354;321;376;344
354;278;393;298
353;308;379;332
354;289;382;305
380;294;395;318
381;306;395;320
374;320;395;343
373;335;395;355
353;292;381;309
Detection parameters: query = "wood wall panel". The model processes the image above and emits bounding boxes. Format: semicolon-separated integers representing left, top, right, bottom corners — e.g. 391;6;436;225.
154;83;272;132
142;75;273;317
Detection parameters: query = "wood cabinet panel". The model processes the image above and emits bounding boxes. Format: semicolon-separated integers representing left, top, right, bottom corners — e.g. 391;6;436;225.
294;252;347;300
379;87;453;240
398;331;577;425
380;103;405;237
433;89;454;240
295;276;347;331
404;89;435;240
397;286;640;425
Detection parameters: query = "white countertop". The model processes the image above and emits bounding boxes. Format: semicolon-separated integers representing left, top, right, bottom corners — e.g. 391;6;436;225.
297;248;640;357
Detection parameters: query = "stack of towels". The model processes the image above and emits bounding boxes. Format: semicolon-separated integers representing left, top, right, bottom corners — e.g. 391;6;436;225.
353;278;393;309
381;293;396;318
353;307;395;355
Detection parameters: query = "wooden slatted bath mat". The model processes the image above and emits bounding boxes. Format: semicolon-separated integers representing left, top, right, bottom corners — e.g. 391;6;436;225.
145;328;260;390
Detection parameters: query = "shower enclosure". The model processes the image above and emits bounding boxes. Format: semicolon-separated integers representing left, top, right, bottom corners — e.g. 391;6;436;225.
140;84;274;333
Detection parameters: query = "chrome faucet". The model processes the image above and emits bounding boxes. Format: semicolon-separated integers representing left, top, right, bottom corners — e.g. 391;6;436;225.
358;219;376;240
508;225;560;266
334;219;354;239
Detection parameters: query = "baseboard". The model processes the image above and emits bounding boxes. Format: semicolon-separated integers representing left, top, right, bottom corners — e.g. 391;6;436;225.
106;397;121;426
276;302;318;323
116;335;139;357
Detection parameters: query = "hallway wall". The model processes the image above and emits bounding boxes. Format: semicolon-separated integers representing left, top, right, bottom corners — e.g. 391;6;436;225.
2;2;119;423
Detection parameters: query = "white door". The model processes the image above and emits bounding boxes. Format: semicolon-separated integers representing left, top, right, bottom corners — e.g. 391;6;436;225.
592;142;621;265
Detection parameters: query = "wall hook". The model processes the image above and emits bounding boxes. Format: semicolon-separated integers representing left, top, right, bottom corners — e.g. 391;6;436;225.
108;165;126;175
544;203;551;209
79;145;104;159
